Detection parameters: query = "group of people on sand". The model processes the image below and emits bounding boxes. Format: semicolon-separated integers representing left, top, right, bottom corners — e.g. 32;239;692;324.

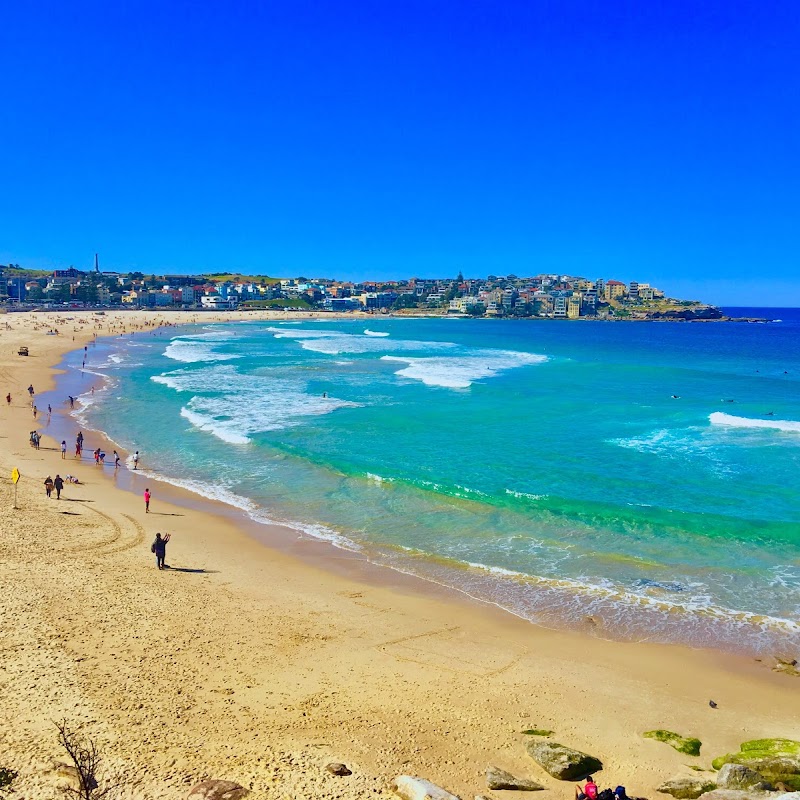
576;777;630;800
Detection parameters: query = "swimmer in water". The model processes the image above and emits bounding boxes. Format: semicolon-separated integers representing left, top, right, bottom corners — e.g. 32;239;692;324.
671;395;680;399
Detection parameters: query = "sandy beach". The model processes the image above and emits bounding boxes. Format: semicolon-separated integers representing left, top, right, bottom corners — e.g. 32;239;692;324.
1;309;798;800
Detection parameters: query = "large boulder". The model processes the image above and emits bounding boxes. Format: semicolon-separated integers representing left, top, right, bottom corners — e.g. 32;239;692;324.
696;791;778;800
716;765;772;791
712;740;800;790
393;776;461;800
187;781;249;800
486;766;544;791
326;762;353;776
657;777;716;799
526;741;602;781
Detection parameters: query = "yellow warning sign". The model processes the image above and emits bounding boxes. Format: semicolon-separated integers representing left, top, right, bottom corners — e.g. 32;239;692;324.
11;468;20;484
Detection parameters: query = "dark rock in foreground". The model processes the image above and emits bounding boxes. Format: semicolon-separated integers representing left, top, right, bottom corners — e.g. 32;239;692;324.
187;780;249;800
486;766;544;791
326;762;353;776
696;790;781;800
526;740;602;780
716;765;772;791
657;776;716;799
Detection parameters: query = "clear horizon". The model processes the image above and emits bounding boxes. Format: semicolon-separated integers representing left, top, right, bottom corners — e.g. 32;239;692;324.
1;1;798;306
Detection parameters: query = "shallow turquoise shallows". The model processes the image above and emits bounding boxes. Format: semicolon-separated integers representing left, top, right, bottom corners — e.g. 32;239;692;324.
59;309;800;655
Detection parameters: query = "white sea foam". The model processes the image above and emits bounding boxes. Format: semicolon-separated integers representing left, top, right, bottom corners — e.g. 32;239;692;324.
450;559;800;642
608;427;737;476
710;411;800;433
154;365;362;443
164;331;240;363
380;350;547;388
364;329;389;337
505;489;546;501
265;326;455;356
122;468;363;552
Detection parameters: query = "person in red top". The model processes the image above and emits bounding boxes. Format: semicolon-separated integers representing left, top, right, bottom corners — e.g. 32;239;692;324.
144;488;151;513
576;778;598;800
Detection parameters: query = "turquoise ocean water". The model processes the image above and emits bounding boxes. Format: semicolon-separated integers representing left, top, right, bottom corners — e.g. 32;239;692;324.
55;311;800;655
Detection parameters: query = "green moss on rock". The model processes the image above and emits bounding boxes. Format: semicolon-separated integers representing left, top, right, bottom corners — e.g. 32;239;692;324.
712;739;800;787
523;729;554;737
740;739;800;755
644;730;702;757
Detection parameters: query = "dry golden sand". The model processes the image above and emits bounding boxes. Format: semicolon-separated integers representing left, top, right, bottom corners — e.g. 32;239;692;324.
0;309;798;800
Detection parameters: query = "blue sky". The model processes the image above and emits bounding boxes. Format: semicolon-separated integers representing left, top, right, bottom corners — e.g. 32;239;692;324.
1;0;798;304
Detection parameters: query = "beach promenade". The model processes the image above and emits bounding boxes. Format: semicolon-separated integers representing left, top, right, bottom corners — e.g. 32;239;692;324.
1;310;798;800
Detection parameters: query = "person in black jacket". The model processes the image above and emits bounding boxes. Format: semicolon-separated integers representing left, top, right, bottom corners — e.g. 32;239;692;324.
151;532;171;570
53;474;64;500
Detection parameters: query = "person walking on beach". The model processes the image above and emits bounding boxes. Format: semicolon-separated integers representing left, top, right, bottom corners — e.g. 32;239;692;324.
77;431;83;448
27;384;34;398
53;474;64;500
44;476;54;498
113;450;120;468
151;532;171;569
144;488;151;513
6;393;10;405
61;440;67;459
133;451;139;470
32;405;37;419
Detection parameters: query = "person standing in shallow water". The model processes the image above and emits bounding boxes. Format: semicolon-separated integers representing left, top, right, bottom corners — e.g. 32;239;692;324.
151;532;171;569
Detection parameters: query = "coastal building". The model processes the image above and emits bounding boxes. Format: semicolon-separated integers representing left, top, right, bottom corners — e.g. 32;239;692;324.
604;280;626;301
201;295;237;309
567;295;581;318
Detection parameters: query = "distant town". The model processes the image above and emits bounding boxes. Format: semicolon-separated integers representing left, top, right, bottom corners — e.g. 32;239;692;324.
1;261;723;320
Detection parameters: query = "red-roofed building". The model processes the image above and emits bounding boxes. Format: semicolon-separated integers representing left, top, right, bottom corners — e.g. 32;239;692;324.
604;280;626;301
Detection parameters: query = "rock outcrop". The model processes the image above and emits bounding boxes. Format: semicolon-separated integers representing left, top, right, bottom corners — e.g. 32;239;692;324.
326;762;353;776
657;776;716;799
696;790;778;800
712;739;800;791
393;776;461;800
716;765;772;791
526;741;602;780
187;780;250;800
486;766;544;791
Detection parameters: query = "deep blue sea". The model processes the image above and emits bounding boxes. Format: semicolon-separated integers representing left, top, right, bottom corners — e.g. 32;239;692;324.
55;308;800;656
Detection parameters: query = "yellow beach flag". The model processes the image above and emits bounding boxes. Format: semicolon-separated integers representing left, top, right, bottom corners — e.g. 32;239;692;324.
11;467;20;508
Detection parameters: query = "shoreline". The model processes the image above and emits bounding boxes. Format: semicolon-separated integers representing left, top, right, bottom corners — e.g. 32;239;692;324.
2;310;799;800
51;318;799;661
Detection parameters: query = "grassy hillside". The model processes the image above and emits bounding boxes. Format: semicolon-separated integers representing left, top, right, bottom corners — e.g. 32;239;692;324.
202;273;280;284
